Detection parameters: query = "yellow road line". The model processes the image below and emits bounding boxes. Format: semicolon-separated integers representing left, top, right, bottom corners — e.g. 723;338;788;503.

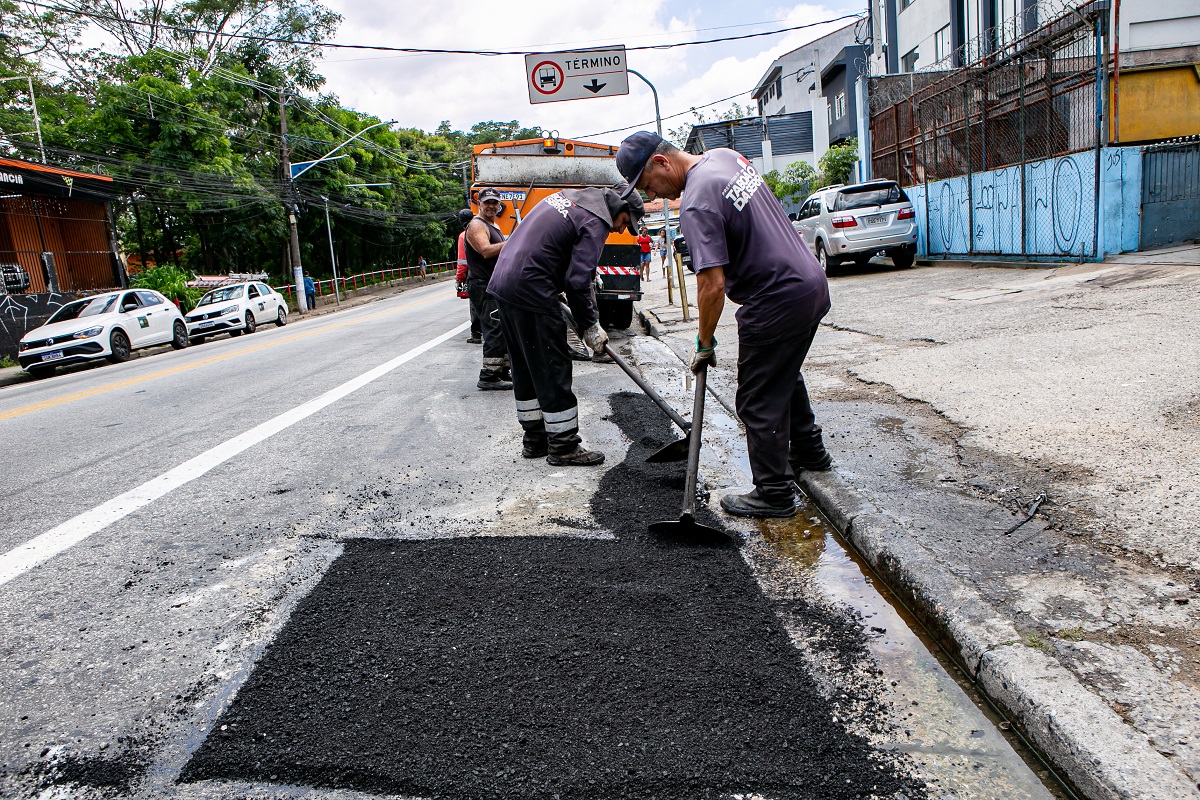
0;290;450;422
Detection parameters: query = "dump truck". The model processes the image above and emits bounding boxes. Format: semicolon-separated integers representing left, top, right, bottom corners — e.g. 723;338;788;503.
469;136;642;330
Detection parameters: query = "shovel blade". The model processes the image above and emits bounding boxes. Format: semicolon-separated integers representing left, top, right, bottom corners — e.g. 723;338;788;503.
645;437;689;463
648;515;737;547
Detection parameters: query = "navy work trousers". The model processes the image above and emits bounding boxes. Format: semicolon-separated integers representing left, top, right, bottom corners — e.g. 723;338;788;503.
470;278;507;379
735;323;824;505
497;300;581;456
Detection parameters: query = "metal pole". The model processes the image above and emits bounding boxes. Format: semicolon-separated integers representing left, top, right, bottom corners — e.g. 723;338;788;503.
26;76;43;164
323;197;341;305
630;68;682;315
1113;0;1121;144
1093;15;1105;259
964;78;973;255
279;87;307;314
1018;55;1028;257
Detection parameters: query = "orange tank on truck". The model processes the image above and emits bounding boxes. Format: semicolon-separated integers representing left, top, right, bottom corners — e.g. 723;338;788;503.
470;136;641;330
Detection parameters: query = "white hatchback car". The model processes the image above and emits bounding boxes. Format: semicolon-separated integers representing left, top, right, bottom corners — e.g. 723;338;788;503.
185;281;287;342
18;289;188;378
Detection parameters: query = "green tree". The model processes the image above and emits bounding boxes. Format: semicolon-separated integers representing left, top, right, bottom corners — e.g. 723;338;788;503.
818;138;859;187
763;160;819;205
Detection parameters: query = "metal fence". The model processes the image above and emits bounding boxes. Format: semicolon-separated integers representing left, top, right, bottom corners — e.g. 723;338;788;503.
1140;136;1200;250
870;1;1108;257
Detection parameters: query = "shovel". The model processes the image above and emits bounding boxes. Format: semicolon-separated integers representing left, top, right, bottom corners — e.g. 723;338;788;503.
649;363;735;545
602;343;691;463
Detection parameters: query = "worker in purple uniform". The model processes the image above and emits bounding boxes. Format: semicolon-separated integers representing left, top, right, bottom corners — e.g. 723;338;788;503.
488;184;644;466
616;131;832;518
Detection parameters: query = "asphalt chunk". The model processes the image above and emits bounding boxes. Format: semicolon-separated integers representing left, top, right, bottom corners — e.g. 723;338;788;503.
180;392;917;800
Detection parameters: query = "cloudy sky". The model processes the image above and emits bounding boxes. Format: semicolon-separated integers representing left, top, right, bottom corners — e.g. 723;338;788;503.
316;0;866;145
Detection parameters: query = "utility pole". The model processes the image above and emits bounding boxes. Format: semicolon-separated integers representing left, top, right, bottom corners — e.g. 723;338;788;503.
279;87;308;314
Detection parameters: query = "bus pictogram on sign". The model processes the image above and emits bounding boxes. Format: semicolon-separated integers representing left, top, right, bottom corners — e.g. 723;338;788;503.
531;61;564;95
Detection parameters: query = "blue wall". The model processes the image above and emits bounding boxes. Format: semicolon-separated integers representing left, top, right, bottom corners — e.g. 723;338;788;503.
905;147;1141;261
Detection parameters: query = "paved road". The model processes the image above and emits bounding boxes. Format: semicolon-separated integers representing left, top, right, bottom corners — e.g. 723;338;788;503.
0;282;1056;799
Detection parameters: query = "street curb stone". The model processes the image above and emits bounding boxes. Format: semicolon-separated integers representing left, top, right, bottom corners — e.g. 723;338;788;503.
797;471;1200;800
636;299;1200;800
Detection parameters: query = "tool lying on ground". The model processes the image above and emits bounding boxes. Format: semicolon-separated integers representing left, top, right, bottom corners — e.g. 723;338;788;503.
602;343;692;463
649;363;736;545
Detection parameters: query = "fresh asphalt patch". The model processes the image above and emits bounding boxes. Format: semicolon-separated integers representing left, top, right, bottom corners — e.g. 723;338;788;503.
180;393;920;799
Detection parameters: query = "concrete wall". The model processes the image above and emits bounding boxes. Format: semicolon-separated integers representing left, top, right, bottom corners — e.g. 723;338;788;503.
905;147;1141;260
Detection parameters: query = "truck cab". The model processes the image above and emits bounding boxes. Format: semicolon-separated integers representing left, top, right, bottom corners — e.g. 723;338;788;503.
470;136;642;330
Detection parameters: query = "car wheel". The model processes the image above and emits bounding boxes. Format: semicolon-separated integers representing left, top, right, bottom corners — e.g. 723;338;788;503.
170;320;188;350
275;307;287;327
244;311;256;334
816;240;830;272
107;329;131;363
26;365;55;380
889;247;915;269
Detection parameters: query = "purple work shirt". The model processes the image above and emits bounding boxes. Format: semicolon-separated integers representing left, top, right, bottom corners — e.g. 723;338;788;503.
487;192;608;328
680;148;830;342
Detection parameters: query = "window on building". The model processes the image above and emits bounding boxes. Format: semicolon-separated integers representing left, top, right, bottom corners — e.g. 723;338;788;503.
899;0;915;10
835;92;846;119
902;48;920;72
775;77;783;98
827;104;833;125
934;25;952;63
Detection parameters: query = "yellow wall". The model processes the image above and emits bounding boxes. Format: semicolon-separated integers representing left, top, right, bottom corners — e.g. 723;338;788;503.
1110;64;1200;143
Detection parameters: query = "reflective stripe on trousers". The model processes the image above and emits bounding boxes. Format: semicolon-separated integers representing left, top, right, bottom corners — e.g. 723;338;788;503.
543;406;578;434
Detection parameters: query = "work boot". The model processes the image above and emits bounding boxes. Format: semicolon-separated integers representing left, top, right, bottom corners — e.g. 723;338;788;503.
466;336;481;344
791;449;833;473
590;350;614;363
522;442;549;458
719;489;796;519
477;374;512;390
546;447;605;467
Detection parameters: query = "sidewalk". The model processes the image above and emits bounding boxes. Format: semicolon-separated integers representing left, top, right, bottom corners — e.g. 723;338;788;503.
0;272;453;390
631;252;1200;800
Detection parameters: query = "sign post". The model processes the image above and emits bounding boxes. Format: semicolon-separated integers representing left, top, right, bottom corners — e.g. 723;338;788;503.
524;47;629;105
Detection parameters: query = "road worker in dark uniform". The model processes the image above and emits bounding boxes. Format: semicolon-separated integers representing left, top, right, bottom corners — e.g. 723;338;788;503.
617;131;832;518
488;184;644;466
465;188;511;389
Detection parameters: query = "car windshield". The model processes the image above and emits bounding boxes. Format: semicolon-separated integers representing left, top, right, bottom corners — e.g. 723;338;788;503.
197;285;245;306
47;295;118;323
835;184;909;211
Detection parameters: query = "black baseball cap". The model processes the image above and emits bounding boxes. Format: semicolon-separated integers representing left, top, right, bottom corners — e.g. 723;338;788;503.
477;187;502;204
616;131;664;198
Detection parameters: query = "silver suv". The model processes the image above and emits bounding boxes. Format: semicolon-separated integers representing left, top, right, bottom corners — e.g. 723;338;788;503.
794;180;918;270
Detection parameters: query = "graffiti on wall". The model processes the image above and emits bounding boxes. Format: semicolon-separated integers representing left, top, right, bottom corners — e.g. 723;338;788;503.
0;292;74;359
910;150;1114;259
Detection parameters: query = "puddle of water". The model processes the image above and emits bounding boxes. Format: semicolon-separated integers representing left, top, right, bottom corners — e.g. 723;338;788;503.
761;499;1074;800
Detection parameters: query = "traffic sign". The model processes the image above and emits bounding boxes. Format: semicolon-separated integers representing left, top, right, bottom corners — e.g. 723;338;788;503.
524;47;629;105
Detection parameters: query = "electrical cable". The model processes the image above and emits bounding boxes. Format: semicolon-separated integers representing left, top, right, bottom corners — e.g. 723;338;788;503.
24;3;864;57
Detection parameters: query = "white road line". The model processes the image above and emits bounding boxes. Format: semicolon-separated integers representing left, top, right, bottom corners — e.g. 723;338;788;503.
0;321;470;588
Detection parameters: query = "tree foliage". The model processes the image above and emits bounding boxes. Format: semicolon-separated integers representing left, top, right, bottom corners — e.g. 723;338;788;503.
818;138;859;187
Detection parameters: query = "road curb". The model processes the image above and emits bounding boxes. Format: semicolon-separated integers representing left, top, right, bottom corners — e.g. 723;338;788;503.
797;469;1200;800
635;303;1200;800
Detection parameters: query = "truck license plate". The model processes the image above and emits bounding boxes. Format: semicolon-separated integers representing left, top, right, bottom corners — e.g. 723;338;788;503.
614;294;630;300
42;350;64;362
865;214;885;225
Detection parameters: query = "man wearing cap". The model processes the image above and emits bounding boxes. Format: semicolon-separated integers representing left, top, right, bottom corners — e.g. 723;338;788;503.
616;131;832;518
466;188;511;389
488;184;644;466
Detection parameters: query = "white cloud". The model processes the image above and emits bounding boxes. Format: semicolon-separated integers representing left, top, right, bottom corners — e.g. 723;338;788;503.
317;0;860;145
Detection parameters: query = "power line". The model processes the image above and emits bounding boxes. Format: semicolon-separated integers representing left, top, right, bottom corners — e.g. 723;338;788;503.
24;3;864;57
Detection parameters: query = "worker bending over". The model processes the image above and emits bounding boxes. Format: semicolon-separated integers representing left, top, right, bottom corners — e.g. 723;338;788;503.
488;184;644;466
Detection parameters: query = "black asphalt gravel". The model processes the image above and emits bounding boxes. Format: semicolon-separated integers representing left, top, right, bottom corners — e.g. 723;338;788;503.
180;392;919;799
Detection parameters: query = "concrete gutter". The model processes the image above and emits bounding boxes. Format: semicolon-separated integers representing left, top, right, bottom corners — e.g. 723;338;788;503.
635;303;1200;800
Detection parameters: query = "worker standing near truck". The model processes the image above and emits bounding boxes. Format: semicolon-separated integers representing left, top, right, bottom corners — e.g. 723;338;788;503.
454;208;480;343
488;184;644;466
465;188;511;389
617;131;832;518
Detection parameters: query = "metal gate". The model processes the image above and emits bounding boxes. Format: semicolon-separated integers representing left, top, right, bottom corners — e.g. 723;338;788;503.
1141;136;1200;250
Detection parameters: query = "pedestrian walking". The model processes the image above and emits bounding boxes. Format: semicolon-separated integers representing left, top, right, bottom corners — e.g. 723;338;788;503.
488;184;643;466
637;226;653;280
658;230;669;276
465;188;511;389
417;255;428;281
455;208;481;343
303;273;316;310
617;131;832;518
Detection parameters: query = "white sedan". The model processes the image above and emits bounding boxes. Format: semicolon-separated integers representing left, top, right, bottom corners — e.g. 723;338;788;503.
17;288;188;379
185;281;288;342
